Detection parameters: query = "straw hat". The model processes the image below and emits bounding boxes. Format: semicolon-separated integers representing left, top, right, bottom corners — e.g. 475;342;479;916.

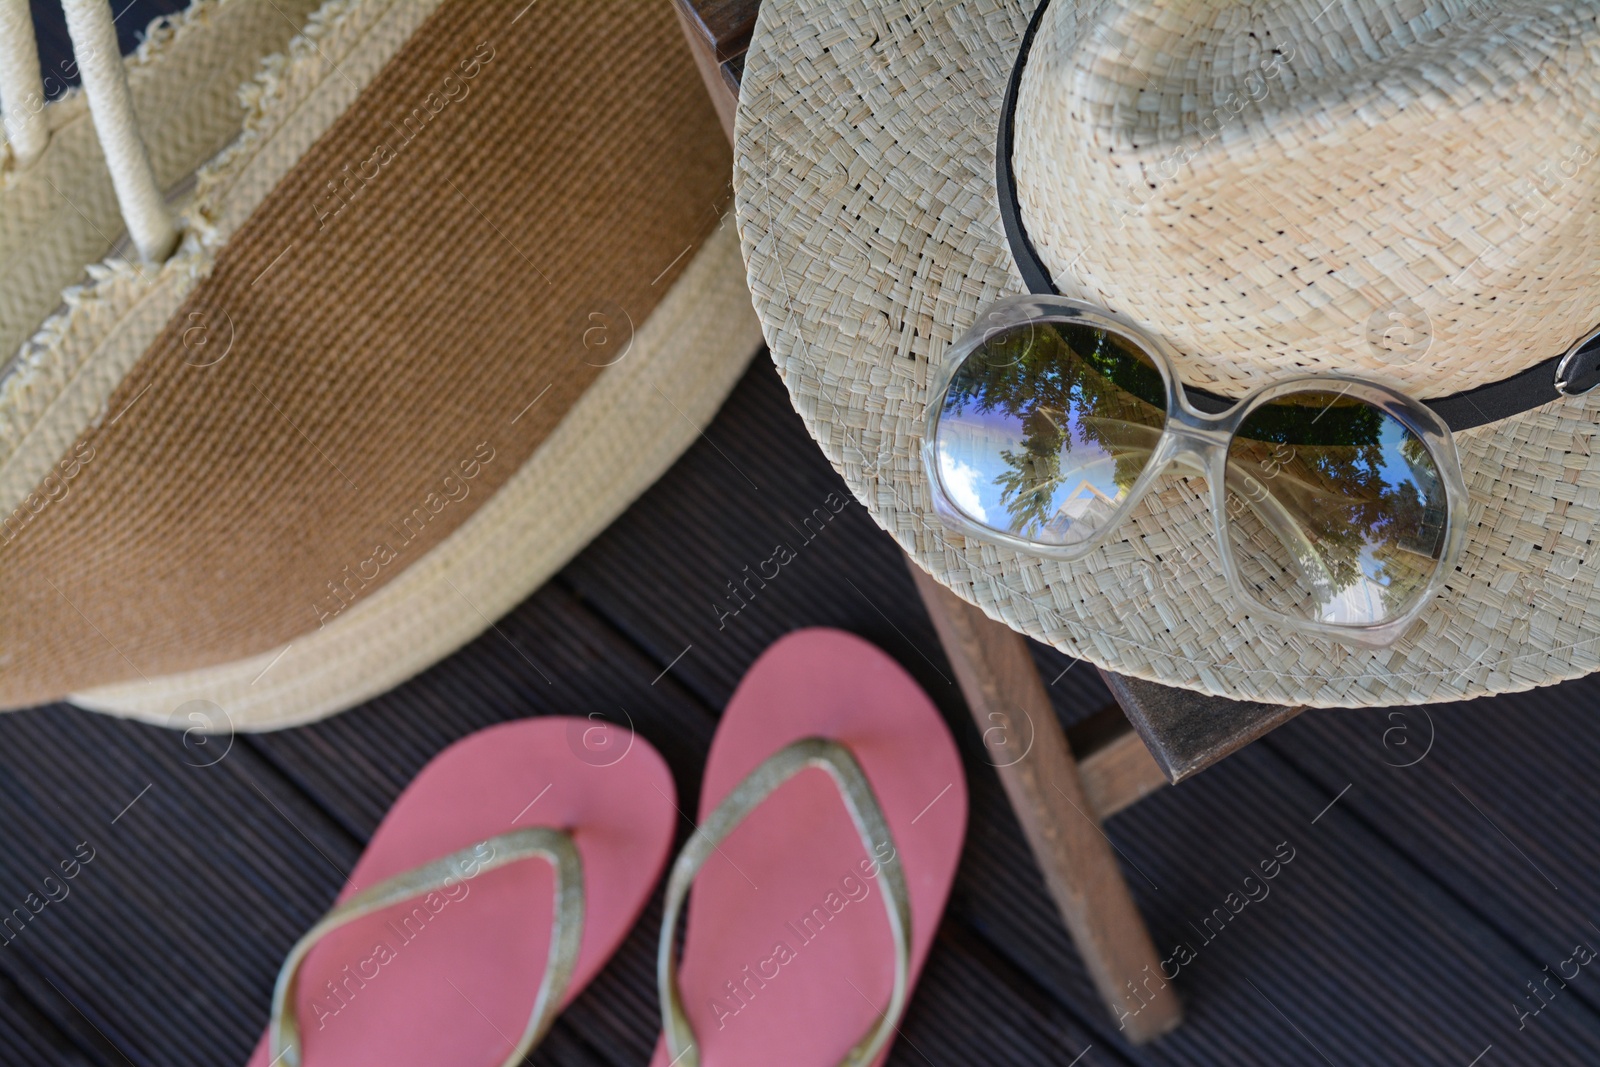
0;0;761;728
733;0;1600;707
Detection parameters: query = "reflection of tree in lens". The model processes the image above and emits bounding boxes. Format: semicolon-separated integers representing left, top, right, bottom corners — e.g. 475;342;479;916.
943;322;1165;537
1228;394;1446;621
994;405;1067;535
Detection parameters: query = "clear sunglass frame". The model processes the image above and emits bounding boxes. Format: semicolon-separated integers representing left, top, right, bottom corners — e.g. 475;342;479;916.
922;294;1470;647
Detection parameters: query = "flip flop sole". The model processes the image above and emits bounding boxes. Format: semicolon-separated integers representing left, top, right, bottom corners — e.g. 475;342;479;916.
651;628;967;1067
247;716;675;1067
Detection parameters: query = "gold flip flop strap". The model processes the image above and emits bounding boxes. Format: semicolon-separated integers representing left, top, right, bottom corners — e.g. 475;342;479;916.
657;737;912;1067
268;826;584;1067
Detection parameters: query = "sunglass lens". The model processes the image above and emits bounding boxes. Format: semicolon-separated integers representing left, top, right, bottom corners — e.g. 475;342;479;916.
931;319;1167;547
1224;391;1449;629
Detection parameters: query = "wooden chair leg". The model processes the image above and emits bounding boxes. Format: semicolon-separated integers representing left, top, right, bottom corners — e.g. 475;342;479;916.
907;558;1182;1043
672;0;739;143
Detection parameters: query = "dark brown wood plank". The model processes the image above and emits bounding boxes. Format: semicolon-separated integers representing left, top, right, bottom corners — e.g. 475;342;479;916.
896;924;1120;1066
1098;670;1303;783
670;0;758;62
1264;682;1600;1015
674;0;737;143
954;737;1600;1063
0;706;361;1067
0;969;101;1067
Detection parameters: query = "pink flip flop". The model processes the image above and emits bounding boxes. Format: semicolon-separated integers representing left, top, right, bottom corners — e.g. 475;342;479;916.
652;628;968;1067
246;717;675;1067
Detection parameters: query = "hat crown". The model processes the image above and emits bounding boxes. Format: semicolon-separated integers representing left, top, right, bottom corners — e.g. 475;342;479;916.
1013;0;1600;399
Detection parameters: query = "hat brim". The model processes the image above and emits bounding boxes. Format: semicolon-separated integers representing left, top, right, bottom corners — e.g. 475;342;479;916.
732;0;1600;707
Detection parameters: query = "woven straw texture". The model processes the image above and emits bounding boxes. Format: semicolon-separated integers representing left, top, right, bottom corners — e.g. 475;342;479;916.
0;0;735;711
733;0;1600;707
0;0;322;374
1014;0;1600;398
73;220;760;730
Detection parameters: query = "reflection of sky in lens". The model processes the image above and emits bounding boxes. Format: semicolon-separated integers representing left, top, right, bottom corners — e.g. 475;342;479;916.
936;397;1128;537
1377;418;1416;493
1319;543;1386;624
936;408;1014;524
940;454;991;522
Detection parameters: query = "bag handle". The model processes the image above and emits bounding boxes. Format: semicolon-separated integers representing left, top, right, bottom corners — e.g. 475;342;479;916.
1;0;178;263
0;0;47;167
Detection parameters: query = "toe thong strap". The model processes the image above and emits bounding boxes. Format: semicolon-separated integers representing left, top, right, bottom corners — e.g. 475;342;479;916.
657;737;912;1067
268;826;583;1067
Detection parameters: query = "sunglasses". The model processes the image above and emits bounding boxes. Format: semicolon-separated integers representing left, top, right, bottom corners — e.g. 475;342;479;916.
923;295;1469;646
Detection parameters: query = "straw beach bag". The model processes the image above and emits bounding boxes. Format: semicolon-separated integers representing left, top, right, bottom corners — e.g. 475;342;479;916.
0;0;762;728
